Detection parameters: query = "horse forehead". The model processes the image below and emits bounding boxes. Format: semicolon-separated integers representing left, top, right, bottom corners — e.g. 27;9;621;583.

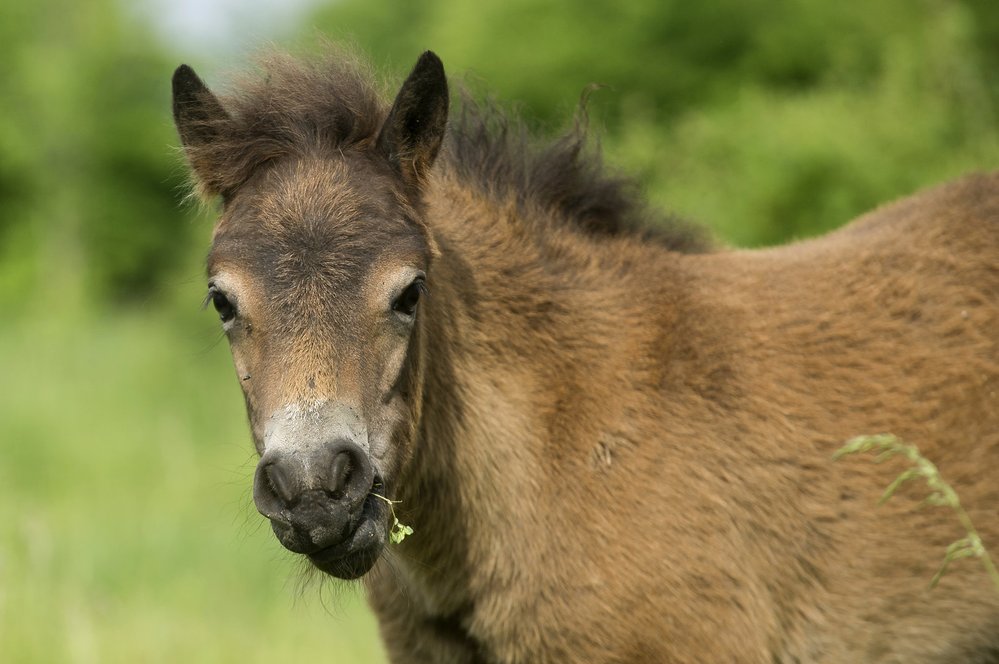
209;222;381;298
265;157;394;219
210;158;422;288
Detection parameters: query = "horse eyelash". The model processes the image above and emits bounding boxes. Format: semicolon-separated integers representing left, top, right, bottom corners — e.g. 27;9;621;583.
202;283;220;310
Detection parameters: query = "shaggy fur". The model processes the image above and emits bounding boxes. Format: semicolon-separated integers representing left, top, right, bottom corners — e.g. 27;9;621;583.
173;48;708;251
174;47;999;663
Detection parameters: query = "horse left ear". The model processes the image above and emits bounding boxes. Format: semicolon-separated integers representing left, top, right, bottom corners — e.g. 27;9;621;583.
172;64;232;197
377;51;449;187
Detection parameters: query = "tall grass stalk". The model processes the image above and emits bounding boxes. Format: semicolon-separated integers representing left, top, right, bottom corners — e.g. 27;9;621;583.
834;434;999;592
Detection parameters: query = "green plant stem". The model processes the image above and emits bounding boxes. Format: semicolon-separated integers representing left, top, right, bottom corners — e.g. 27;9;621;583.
953;504;999;590
835;434;999;594
370;492;414;544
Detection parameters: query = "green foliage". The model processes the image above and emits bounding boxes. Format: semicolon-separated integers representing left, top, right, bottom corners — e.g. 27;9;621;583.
835;435;999;593
0;0;195;305
390;517;414;545
3;0;998;308
371;494;415;544
0;308;389;663
312;0;999;247
4;2;999;660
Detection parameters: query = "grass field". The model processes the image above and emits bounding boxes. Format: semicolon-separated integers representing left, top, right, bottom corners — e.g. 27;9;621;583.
0;301;388;663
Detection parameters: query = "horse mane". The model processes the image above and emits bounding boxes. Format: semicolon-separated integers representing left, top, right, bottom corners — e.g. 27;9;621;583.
187;49;385;198
444;95;711;252
204;48;711;253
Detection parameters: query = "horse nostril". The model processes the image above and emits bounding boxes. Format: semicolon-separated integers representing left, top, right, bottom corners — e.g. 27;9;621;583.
328;450;352;500
321;440;374;503
265;462;296;505
253;442;373;526
253;451;303;519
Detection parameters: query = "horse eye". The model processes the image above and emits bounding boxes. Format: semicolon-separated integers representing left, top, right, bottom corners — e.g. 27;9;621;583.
393;279;426;318
208;287;236;323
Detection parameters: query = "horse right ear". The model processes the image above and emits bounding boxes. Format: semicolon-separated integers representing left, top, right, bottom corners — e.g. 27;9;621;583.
377;51;449;188
172;64;230;197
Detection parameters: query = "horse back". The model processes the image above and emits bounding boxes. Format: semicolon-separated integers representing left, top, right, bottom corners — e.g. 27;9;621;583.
667;172;999;661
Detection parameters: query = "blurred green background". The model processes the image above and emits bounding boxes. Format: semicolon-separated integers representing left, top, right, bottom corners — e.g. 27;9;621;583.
1;0;997;661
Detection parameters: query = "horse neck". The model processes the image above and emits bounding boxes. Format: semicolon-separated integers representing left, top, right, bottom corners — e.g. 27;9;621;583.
390;174;671;606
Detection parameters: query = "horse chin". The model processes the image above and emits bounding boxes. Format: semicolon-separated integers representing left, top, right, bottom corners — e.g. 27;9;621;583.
307;495;388;579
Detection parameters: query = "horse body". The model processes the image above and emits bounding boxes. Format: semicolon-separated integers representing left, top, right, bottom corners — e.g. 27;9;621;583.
172;48;999;663
371;169;999;663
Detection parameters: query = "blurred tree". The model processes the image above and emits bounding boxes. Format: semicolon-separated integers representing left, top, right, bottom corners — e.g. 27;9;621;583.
965;0;999;106
2;0;997;309
312;0;924;123
0;0;193;305
310;0;999;247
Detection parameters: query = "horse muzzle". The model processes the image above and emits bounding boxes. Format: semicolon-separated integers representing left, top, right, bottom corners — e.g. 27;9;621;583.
252;438;388;579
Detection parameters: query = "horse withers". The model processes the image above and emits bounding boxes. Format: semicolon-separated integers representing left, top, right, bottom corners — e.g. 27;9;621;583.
172;48;999;663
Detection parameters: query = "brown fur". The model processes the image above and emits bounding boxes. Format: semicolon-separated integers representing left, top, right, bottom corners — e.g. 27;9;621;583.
174;48;999;663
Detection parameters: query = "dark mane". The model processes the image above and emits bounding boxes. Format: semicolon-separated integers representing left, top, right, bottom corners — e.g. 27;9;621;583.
444;95;712;252
198;49;711;252
185;49;386;198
